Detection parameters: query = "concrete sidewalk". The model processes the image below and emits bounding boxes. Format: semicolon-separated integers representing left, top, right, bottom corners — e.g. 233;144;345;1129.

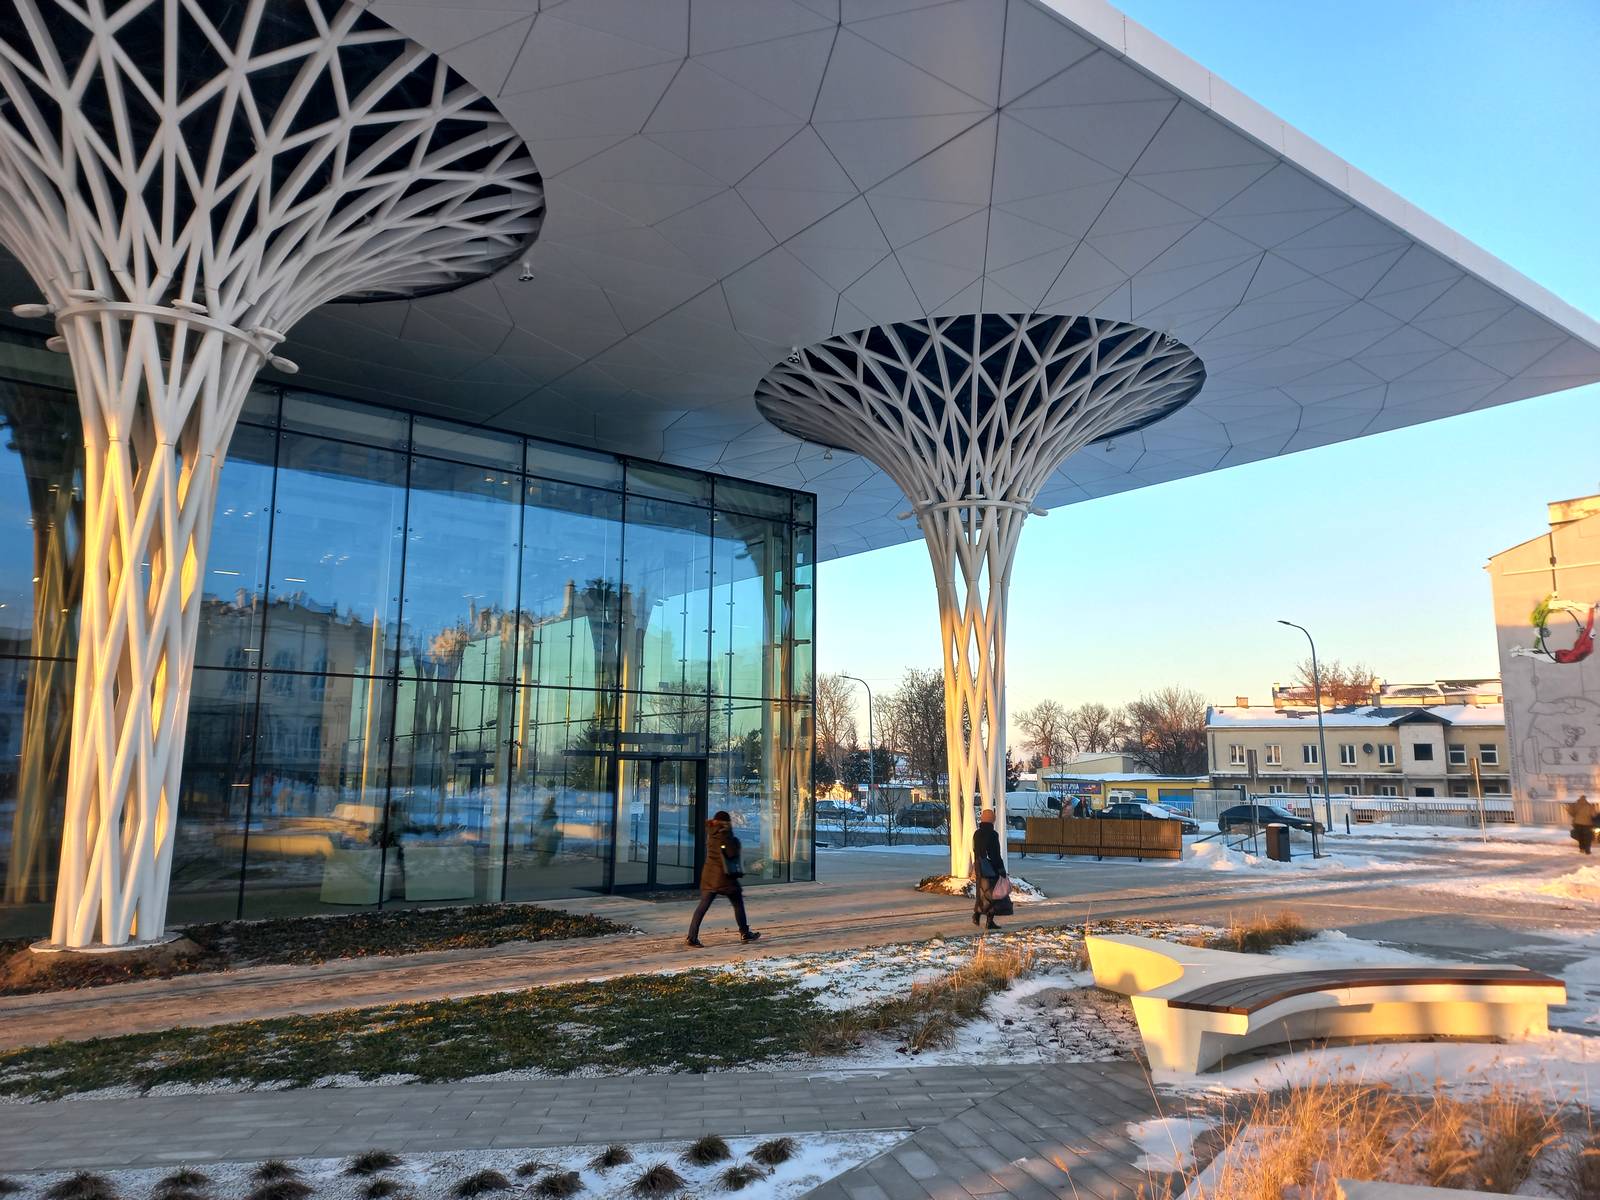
0;1061;1172;1200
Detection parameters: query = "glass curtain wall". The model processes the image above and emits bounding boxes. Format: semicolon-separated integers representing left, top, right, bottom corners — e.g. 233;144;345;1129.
0;329;816;938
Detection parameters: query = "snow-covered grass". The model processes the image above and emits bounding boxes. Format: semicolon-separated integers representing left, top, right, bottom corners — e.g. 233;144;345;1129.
1175;839;1415;876
0;1134;908;1200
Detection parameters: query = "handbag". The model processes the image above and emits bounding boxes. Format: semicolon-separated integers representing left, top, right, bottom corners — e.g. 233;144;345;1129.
991;875;1012;900
977;856;998;880
721;835;745;878
989;895;1015;917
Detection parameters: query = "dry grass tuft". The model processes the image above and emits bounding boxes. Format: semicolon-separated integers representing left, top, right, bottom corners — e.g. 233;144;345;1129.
590;1144;634;1171
155;1170;211;1196
1474;1086;1562;1193
1199;912;1313;955
629;1162;687;1197
244;1181;311;1200
512;1160;547;1179
250;1163;298;1185
345;1151;402;1178
0;1180;20;1197
719;1163;767;1190
751;1137;797;1167
451;1170;512;1199
532;1172;582;1199
1566;1130;1600;1200
362;1179;404;1200
682;1134;732;1165
45;1173;117;1200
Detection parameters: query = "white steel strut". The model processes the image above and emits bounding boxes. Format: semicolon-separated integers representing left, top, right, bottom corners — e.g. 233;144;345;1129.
757;314;1203;875
0;0;544;948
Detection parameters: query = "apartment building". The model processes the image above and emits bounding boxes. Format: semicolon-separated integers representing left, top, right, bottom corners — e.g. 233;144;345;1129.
1206;704;1509;799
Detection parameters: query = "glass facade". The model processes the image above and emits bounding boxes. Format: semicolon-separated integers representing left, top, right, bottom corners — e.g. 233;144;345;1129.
0;329;815;938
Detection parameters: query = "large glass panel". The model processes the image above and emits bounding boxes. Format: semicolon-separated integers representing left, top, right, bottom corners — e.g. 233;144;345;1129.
714;477;791;519
0;378;82;659
281;390;409;449
196;424;276;670
787;702;815;882
387;677;513;906
626;462;711;505
399;456;521;686
519;478;624;691
0;656;68;938
792;526;816;703
241;674;395;918
239;386;281;429
712;510;790;698
710;696;784;883
169;667;258;925
505;686;612;897
264;435;406;678
621;496;712;696
412;416;523;472
526;439;622;490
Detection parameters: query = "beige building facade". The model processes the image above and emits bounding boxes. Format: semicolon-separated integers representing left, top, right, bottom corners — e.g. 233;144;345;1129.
1206;705;1509;799
1488;494;1600;823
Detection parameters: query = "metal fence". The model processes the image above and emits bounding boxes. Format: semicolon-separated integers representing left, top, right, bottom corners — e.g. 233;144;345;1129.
1278;795;1514;830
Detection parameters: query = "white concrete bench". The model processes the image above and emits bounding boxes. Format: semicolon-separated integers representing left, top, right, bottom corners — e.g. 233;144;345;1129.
1086;933;1565;1073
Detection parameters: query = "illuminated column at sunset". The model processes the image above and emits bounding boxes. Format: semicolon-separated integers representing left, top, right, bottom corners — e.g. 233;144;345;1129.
0;0;544;947
757;314;1204;875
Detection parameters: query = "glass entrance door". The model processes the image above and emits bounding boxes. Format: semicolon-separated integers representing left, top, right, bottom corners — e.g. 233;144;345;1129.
614;755;706;889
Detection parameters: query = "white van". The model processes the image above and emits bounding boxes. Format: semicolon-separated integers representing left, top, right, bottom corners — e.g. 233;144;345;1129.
1003;790;1064;828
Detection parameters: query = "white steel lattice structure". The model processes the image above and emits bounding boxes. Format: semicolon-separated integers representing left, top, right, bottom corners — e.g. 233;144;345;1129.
757;314;1204;873
0;0;544;948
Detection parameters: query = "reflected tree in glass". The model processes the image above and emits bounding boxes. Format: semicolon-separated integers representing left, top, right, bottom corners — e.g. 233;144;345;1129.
1;388;81;904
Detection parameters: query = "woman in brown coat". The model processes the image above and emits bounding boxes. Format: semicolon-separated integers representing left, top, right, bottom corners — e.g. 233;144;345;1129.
686;810;761;947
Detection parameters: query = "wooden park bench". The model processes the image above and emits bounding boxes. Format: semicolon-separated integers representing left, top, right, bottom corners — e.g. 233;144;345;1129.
1011;816;1182;861
1086;933;1565;1073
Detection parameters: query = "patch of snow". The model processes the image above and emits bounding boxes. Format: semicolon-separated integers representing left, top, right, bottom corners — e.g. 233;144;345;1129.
1267;930;1438;967
1;1134;909;1200
1176;840;1410;876
1342;824;1568;847
1163;1032;1600;1108
1423;857;1600;909
1128;1115;1213;1172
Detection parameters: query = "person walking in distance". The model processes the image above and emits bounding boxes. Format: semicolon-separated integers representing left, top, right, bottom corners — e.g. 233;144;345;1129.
686;810;761;947
972;807;1007;930
1569;794;1596;856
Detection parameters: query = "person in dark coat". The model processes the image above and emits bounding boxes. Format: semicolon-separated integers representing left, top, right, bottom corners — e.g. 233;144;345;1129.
686;810;761;947
1570;794;1595;855
972;807;1007;930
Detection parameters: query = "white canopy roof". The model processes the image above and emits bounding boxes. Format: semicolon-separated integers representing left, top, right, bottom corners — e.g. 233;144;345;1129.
120;0;1600;560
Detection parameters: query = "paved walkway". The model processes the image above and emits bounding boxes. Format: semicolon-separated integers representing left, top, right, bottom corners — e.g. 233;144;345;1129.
3;837;1582;1051
0;1062;1171;1199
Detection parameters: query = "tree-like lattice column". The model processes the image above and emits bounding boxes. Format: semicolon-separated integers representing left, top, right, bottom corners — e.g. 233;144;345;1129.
757;314;1204;875
0;0;545;948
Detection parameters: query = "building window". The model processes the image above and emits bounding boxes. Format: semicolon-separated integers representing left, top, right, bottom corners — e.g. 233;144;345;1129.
1415;786;1436;797
1412;743;1434;762
1229;743;1245;766
1343;784;1359;795
1302;743;1319;765
1448;744;1466;765
1450;783;1469;797
1479;744;1500;766
1485;784;1507;796
1268;784;1285;794
1265;743;1282;766
1308;782;1322;795
1339;744;1356;766
1377;784;1399;797
1378;744;1396;766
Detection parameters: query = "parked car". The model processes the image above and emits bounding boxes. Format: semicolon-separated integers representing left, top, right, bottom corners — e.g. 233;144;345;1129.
895;801;949;829
1003;790;1062;829
815;799;866;820
1101;801;1200;835
1216;803;1325;835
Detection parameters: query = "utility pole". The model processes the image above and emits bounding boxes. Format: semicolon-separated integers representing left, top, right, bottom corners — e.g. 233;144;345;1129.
1279;620;1334;832
841;674;875;814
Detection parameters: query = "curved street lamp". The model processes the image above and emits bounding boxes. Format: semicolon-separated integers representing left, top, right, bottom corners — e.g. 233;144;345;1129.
1279;620;1334;831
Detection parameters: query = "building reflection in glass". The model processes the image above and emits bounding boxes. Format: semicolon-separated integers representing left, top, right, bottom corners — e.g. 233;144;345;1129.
0;332;816;938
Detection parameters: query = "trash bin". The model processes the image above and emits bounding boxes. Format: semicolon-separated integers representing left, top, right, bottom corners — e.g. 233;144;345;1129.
1264;822;1291;862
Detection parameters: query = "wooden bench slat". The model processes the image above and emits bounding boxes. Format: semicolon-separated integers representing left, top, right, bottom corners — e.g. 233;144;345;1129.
1169;966;1563;1016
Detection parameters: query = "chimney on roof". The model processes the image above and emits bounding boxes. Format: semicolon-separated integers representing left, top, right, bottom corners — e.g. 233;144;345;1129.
1235;696;1248;708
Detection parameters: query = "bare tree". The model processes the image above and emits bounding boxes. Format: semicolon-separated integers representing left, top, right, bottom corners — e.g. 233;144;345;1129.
1293;658;1377;707
814;672;860;785
1067;701;1126;754
882;667;948;802
1016;699;1074;772
1122;687;1208;775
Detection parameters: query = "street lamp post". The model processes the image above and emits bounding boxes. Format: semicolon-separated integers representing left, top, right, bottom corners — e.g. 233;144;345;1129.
1278;620;1334;831
841;674;875;813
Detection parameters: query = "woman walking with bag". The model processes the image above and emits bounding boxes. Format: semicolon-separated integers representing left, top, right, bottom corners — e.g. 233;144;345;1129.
686;810;761;947
972;807;1009;930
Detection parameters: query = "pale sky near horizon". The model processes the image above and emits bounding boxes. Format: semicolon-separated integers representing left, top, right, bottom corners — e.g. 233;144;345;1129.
815;0;1600;733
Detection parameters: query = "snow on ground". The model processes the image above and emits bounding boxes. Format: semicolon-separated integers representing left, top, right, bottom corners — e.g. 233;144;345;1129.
1266;929;1438;966
1175;840;1414;876
1128;1115;1214;1172
1341;823;1569;847
0;1134;908;1200
1166;1033;1600;1108
1422;857;1600;909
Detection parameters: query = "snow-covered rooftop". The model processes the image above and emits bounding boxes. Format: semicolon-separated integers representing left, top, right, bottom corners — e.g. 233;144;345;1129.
1207;704;1505;729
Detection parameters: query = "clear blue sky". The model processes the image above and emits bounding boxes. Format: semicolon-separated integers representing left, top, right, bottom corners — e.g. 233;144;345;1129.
817;0;1600;727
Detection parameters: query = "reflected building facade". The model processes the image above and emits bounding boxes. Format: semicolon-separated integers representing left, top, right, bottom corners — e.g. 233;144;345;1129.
0;330;815;937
